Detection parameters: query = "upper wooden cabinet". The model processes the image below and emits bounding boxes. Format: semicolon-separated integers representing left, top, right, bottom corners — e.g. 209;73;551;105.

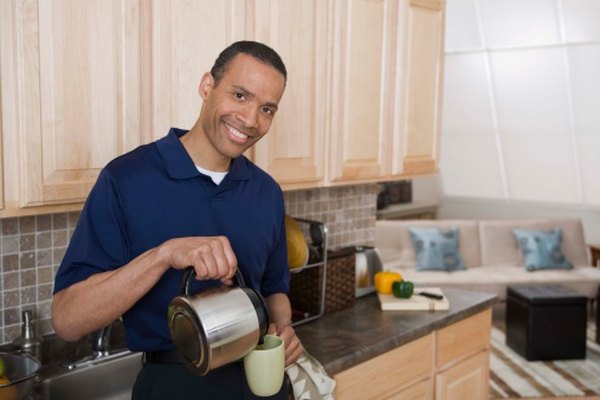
253;0;446;187
250;0;328;189
328;0;397;184
0;0;445;216
150;0;248;141
0;0;145;216
390;0;445;177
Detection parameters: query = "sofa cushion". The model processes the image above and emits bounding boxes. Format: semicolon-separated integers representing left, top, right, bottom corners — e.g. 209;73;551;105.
409;227;465;271
479;219;588;267
512;228;573;271
376;220;481;269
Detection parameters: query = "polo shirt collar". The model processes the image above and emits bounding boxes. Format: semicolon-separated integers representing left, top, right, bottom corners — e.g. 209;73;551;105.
157;128;253;181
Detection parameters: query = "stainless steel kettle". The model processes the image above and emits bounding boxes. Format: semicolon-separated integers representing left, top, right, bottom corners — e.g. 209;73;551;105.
168;267;269;375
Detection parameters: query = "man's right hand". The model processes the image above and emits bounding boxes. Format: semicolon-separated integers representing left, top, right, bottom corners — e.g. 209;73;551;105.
164;236;238;282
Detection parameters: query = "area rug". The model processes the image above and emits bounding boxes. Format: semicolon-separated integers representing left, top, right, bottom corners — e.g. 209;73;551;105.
489;323;600;399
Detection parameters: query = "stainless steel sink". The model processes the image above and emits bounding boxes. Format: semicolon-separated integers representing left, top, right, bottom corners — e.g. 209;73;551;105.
35;351;143;400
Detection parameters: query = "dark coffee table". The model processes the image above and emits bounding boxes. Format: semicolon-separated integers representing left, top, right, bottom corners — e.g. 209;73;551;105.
506;284;587;361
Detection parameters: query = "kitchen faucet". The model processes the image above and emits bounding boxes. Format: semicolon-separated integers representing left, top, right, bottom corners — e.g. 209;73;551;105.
92;324;112;357
62;320;131;370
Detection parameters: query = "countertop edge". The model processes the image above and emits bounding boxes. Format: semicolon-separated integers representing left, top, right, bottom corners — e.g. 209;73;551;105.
295;289;498;376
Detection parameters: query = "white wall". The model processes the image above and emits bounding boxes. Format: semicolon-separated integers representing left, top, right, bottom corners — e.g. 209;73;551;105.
438;0;600;242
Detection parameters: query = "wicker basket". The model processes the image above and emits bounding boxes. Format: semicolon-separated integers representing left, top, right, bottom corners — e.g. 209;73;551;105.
289;251;356;316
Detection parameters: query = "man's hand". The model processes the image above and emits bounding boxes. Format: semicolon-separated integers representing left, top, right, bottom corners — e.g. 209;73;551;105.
268;322;303;367
165;236;237;282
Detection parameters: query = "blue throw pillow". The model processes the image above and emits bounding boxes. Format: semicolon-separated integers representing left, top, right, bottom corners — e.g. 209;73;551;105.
409;227;465;271
512;228;573;271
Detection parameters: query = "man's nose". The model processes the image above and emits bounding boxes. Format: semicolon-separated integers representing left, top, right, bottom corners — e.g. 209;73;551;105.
237;104;259;129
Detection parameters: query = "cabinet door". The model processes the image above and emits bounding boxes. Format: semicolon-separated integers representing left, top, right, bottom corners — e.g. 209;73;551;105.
0;0;144;208
436;309;491;370
151;0;248;140
251;0;328;188
435;351;490;400
391;0;445;176
334;333;433;399
329;0;398;183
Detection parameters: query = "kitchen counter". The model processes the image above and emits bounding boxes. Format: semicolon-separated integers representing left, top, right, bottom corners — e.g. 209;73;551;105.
294;287;497;375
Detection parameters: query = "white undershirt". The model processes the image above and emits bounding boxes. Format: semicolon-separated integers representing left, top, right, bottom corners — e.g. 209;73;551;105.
195;165;228;185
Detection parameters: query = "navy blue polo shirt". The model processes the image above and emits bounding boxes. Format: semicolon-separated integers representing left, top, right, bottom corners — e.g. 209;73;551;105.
54;128;289;352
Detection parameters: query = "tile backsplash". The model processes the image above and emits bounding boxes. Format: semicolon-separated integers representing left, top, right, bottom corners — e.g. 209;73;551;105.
283;184;379;249
0;184;379;344
1;212;79;345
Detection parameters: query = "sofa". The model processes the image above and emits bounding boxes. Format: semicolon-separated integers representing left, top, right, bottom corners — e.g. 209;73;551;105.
375;218;600;301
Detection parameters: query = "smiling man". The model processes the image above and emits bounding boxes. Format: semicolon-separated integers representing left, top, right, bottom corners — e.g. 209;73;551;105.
52;41;301;400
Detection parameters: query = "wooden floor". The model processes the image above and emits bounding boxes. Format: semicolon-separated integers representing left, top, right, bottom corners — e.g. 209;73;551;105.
491;303;599;400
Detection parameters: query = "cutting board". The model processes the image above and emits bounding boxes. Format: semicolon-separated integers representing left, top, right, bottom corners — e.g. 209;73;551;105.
378;287;449;311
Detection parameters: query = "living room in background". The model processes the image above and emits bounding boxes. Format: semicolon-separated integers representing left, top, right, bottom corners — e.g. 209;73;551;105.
439;0;600;241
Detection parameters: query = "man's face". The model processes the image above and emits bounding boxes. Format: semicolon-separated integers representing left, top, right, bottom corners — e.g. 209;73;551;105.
198;53;285;161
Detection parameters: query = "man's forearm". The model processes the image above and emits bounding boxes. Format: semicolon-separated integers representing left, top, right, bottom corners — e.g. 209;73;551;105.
52;246;169;341
264;293;293;325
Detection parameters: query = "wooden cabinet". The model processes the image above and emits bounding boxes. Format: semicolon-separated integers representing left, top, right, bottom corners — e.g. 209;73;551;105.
253;0;446;187
328;0;397;184
250;0;327;188
390;0;445;177
150;0;248;141
334;333;433;400
436;309;492;369
333;310;491;400
435;309;492;400
329;0;445;185
0;0;445;216
0;0;145;216
435;351;489;400
386;379;434;400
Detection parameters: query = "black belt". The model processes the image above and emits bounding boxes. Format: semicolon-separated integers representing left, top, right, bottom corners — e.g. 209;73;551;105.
144;351;183;364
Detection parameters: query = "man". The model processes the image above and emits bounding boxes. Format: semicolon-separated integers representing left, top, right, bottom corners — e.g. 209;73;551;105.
52;41;302;399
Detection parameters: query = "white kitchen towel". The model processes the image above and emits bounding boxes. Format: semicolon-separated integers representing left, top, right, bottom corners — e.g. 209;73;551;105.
285;351;336;400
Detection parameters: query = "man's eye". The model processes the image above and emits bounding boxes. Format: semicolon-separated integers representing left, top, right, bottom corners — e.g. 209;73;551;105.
262;107;274;116
234;92;245;101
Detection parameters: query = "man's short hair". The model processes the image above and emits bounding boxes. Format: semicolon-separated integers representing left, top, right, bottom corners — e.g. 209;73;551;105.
210;41;287;85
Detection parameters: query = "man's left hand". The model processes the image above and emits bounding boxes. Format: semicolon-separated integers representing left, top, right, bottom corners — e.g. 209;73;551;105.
267;322;302;367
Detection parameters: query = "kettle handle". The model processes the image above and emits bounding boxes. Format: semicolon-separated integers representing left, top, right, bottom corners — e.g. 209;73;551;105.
181;267;246;296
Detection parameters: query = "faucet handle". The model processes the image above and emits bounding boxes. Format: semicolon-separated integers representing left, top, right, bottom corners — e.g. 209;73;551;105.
92;324;112;357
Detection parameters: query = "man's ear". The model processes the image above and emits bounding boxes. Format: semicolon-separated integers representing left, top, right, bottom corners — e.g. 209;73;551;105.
199;73;214;100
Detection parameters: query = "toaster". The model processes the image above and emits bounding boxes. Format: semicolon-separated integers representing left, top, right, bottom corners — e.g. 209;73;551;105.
353;246;383;297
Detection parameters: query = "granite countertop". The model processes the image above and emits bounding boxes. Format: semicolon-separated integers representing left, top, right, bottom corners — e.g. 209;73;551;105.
294;288;497;375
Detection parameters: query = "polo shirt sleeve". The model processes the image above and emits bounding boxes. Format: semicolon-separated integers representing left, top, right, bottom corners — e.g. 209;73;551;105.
54;168;129;294
260;191;290;297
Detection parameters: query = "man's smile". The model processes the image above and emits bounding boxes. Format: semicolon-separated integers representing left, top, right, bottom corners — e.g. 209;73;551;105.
224;122;249;143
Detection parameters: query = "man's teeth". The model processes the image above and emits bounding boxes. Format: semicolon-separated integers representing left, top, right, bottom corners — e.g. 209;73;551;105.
227;125;248;139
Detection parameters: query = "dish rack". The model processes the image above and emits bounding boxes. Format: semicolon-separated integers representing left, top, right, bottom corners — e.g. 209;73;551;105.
288;217;328;326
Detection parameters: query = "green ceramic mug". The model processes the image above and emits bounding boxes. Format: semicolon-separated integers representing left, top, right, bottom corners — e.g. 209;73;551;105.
243;335;285;397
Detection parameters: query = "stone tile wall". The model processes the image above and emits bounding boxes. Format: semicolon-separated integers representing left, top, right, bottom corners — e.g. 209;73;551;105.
0;184;379;344
0;212;79;344
283;184;379;249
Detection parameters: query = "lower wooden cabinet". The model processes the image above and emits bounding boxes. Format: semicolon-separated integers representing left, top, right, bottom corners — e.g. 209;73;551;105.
333;334;433;399
435;351;490;400
436;309;492;369
333;310;492;400
385;379;434;400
